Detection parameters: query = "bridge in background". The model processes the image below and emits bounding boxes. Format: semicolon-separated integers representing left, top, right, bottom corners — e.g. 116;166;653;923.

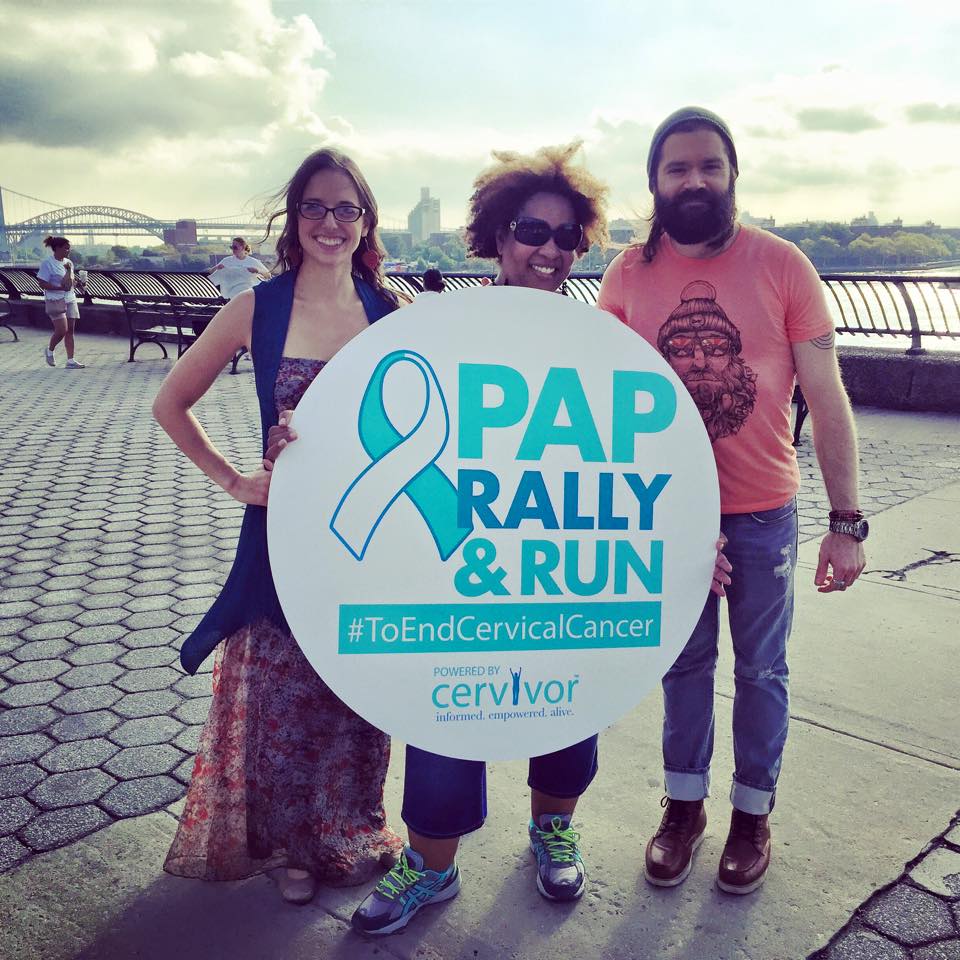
0;185;408;251
0;185;265;249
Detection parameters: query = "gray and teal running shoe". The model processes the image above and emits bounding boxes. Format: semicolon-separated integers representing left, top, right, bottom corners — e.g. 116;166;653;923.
528;814;586;901
351;845;461;936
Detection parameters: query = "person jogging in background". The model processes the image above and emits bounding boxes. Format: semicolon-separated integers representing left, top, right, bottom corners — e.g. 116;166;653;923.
37;235;84;369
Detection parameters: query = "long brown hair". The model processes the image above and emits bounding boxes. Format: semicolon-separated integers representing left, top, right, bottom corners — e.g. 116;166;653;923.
263;148;397;305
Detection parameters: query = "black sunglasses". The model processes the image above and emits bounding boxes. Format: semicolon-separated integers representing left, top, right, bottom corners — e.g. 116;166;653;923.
297;201;365;222
509;217;583;252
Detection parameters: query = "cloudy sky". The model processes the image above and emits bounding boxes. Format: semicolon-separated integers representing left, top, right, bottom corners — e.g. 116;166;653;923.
1;0;958;231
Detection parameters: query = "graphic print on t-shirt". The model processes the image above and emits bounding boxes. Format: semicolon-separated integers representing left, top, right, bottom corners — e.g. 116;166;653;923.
657;281;757;443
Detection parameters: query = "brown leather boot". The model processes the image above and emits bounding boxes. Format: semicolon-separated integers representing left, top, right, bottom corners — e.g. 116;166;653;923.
717;809;771;894
644;797;707;887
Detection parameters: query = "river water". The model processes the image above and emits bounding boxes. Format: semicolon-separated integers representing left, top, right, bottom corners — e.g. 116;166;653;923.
830;267;959;352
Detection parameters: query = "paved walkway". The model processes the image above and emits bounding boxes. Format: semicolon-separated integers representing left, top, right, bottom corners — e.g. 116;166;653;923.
0;328;958;959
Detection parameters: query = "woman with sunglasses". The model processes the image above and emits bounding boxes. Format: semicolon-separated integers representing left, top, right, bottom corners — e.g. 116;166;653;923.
349;143;613;936
154;148;404;905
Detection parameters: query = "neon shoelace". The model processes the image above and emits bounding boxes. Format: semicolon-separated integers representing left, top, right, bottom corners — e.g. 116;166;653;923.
536;817;582;864
375;854;426;900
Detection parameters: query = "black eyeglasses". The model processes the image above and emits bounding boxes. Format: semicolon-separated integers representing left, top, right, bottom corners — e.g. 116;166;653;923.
297;201;365;222
509;217;583;251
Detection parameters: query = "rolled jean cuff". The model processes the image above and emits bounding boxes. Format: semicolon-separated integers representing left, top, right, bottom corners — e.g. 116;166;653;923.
401;811;485;840
527;735;599;799
664;769;710;801
730;780;775;815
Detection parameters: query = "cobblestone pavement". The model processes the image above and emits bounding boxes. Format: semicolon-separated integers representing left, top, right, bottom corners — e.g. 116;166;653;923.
810;814;960;960
0;330;257;871
1;328;959;957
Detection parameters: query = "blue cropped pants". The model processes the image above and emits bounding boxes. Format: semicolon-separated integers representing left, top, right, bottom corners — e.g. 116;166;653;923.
402;736;599;838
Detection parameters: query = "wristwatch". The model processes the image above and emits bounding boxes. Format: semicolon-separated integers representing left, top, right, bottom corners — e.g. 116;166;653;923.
828;510;869;542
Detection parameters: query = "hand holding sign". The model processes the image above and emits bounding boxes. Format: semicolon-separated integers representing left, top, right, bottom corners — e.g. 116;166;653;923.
268;287;719;761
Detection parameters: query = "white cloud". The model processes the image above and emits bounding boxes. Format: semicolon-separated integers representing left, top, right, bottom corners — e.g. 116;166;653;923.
2;1;958;230
0;0;333;149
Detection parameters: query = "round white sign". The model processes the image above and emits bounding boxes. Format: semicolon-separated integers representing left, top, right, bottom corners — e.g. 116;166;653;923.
268;286;719;761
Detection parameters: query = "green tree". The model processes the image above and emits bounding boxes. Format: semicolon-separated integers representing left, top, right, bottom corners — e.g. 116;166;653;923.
380;234;403;258
847;234;875;264
443;236;467;264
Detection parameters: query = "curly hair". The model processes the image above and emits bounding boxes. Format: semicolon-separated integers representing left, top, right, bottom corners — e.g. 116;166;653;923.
465;142;609;260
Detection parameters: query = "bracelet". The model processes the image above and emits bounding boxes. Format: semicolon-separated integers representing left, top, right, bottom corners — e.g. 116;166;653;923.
829;509;863;521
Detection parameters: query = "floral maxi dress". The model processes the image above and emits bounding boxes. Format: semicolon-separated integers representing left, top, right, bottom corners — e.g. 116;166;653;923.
164;357;403;884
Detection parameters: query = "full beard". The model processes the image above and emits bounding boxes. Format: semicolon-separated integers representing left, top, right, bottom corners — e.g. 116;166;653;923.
679;359;758;443
655;183;736;246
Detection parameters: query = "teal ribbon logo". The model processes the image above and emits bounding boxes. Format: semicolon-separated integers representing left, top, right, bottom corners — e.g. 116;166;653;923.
331;350;472;561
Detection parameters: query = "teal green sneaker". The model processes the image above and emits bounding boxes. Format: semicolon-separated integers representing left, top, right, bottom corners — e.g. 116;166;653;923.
351;845;461;936
528;814;586;901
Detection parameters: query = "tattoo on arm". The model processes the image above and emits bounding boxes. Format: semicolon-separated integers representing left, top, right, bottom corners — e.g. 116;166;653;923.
810;331;836;350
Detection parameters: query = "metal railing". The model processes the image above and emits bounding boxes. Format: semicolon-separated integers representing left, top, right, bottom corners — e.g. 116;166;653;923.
820;274;959;355
0;267;220;301
2;267;958;353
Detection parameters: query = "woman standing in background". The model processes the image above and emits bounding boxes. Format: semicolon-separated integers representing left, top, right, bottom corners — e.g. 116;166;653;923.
209;237;271;300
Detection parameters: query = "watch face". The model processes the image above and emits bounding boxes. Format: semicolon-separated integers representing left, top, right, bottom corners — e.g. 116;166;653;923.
857;519;869;540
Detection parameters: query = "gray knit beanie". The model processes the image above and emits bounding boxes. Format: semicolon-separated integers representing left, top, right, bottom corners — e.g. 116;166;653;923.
646;107;738;189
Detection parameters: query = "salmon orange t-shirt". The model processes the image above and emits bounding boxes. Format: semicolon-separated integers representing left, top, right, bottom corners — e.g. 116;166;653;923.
597;225;833;514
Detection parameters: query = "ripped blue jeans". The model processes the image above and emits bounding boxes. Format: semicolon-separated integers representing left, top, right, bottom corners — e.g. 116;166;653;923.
662;498;797;815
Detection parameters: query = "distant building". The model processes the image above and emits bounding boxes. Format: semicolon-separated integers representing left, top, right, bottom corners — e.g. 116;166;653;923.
426;230;458;247
850;211;879;228
885;217;903;229
741;211;776;229
408;188;441;245
163;219;198;247
609;218;644;244
381;229;413;256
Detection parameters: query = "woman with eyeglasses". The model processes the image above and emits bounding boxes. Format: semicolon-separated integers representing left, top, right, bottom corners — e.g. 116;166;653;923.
209;237;271;301
154;149;404;905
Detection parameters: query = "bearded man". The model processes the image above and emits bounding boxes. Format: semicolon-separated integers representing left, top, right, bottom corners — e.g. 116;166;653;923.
598;107;868;895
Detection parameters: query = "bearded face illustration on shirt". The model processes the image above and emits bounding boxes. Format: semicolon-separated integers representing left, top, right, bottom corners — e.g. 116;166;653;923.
657;281;758;443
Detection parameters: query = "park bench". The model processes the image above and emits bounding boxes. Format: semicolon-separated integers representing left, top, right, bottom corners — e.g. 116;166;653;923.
118;294;247;373
0;299;18;341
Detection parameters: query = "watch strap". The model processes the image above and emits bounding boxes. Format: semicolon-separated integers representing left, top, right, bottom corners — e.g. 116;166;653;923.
829;509;863;521
828;517;869;541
